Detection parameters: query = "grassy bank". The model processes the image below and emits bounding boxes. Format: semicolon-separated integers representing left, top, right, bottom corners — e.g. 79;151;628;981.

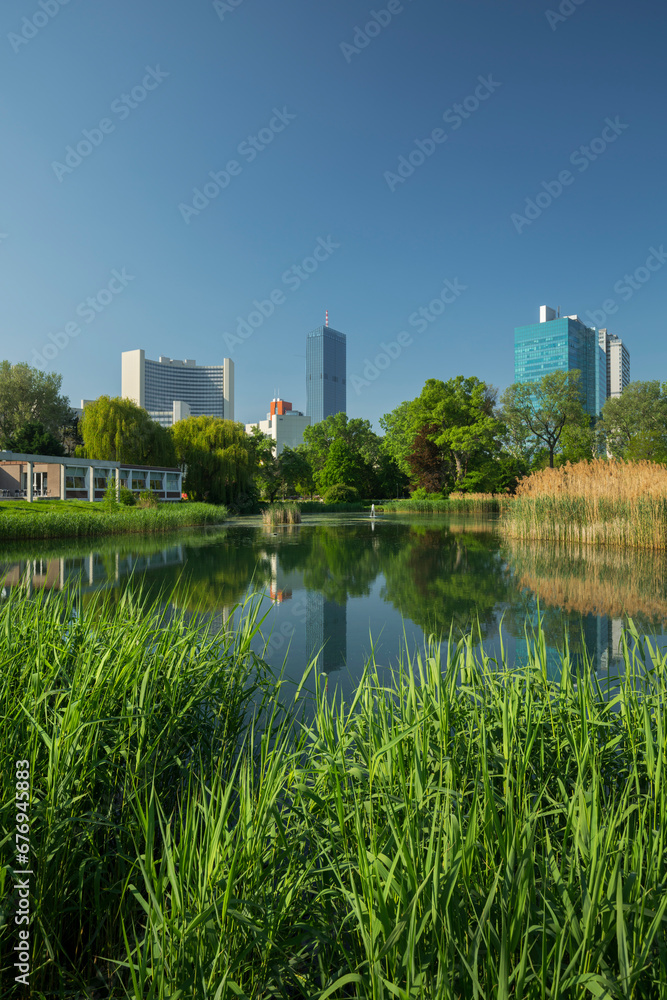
2;589;667;997
0;499;228;541
381;493;505;513
503;459;667;549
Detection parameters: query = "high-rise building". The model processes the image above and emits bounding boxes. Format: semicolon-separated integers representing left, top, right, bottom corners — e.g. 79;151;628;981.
514;307;606;417
306;319;346;424
598;329;630;398
122;350;234;427
245;398;311;455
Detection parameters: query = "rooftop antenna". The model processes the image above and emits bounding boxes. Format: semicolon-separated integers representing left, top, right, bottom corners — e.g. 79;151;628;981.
325;309;329;328
557;305;561;318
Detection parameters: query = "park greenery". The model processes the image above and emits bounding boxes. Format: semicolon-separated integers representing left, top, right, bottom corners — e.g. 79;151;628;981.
0;362;75;454
2;586;667;997
0;498;228;541
5;359;667;509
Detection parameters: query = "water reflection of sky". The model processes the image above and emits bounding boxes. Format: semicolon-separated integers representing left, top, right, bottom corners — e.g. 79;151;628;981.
2;513;667;701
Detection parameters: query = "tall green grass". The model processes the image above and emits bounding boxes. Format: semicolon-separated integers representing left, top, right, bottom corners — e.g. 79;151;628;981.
2;590;667;997
0;500;228;541
381;495;504;513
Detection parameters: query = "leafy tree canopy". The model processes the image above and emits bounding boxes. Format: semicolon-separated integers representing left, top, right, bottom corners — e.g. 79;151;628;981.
500;371;589;469
599;381;667;460
303;412;405;499
80;396;176;466
0;361;72;448
171;416;256;506
382;376;505;492
6;421;65;457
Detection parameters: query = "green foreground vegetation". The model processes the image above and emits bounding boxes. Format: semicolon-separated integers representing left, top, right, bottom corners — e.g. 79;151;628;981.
2;588;667;998
0;499;228;541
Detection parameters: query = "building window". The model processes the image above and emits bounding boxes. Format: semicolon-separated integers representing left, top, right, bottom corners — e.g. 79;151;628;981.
65;467;86;490
94;469;113;490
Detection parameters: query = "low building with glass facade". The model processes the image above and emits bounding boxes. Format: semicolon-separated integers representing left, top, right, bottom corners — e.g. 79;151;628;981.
0;453;182;502
306;324;346;424
514;307;606;417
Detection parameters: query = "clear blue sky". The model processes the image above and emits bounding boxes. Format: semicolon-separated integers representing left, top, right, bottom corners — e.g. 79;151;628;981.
1;0;665;427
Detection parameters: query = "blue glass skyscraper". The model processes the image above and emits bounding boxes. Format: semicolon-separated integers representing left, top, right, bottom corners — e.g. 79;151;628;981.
306;322;346;424
514;307;606;417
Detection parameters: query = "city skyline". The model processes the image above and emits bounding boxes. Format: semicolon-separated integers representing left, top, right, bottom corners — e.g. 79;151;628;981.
0;1;663;430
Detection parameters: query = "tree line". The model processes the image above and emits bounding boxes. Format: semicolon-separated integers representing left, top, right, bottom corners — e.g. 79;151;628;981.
2;360;665;506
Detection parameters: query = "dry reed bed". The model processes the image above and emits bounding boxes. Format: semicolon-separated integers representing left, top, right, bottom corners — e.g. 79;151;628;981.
502;460;667;549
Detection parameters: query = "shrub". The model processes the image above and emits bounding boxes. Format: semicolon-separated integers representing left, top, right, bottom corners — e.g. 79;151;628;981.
118;487;136;507
323;483;358;504
409;486;443;501
137;490;159;509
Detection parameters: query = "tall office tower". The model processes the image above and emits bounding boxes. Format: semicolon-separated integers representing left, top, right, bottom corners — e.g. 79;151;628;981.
306;316;346;424
514;306;606;417
598;329;630;398
122;349;234;427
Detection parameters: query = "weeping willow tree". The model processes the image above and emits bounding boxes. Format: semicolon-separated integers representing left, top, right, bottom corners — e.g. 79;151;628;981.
80;396;177;466
170;416;256;504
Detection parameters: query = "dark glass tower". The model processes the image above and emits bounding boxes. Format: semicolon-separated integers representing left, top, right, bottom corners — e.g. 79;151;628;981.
306;324;346;424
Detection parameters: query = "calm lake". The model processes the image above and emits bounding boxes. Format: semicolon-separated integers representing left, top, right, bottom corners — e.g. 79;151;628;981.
3;512;667;698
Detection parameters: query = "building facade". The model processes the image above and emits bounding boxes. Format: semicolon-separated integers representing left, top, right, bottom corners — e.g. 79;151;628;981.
306;324;346;424
514;307;607;417
245;399;311;455
122;350;234;427
0;453;182;502
598;329;630;398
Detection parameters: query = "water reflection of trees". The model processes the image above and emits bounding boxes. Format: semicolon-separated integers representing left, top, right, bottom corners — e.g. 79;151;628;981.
379;523;514;640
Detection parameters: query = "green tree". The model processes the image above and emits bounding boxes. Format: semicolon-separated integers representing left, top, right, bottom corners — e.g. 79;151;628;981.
383;377;505;492
316;438;367;494
171;416;256;506
247;427;282;502
279;446;314;498
6;421;65;457
599;381;667;460
500;371;589;469
0;361;72;447
303;412;404;499
80;396;176;466
303;413;378;469
379;399;415;477
414;377;503;486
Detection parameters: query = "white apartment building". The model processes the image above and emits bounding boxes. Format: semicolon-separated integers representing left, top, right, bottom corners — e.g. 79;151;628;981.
245;399;311;455
598;329;630;398
122;349;234;427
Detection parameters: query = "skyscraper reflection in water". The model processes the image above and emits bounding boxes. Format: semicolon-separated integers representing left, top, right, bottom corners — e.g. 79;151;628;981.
306;592;347;673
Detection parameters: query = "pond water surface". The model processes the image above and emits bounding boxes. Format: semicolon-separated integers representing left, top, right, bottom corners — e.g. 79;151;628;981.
3;512;667;699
